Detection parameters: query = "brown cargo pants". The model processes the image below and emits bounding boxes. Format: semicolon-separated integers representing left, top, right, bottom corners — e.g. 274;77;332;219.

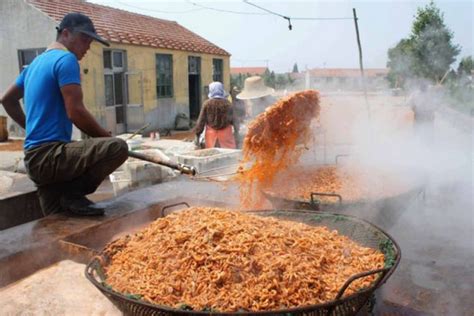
24;138;128;215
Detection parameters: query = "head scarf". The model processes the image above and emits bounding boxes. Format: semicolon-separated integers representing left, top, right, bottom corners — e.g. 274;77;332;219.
208;81;228;99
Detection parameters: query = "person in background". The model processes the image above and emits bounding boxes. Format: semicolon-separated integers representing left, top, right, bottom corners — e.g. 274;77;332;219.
236;76;276;119
230;86;246;148
0;12;128;216
194;82;237;149
407;80;436;144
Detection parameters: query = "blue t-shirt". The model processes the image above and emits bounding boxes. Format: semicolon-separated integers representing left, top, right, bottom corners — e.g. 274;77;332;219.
15;49;81;149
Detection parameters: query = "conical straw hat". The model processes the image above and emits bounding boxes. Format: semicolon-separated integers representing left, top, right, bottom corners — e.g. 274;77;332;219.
236;76;275;100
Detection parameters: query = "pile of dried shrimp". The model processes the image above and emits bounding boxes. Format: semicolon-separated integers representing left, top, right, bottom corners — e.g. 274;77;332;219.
236;90;320;208
104;207;384;312
271;166;411;203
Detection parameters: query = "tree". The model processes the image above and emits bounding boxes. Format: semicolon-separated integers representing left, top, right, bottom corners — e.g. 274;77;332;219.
386;38;416;88
292;63;299;73
262;68;276;88
457;56;473;76
386;1;460;87
275;74;287;88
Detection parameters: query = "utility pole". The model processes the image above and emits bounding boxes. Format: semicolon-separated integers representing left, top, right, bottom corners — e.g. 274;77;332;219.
353;8;370;121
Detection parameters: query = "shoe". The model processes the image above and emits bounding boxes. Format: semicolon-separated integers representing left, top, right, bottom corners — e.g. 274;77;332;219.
60;196;105;216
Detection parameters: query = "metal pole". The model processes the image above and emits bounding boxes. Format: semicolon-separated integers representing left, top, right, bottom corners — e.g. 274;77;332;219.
353;8;370;120
128;150;196;176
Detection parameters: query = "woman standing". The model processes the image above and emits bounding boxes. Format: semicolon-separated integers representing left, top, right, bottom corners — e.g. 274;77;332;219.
194;82;237;149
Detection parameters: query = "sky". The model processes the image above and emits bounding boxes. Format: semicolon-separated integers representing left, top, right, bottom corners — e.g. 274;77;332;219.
89;0;473;73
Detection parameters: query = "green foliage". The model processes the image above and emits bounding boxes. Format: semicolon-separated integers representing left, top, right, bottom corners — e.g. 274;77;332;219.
292;62;299;73
264;68;275;88
230;73;244;90
333;215;346;223
457;56;473;75
386;1;460;87
178;303;194;310
386;38;416;88
379;239;396;268
102;282;113;291
230;67;295;90
446;79;474;115
126;293;143;300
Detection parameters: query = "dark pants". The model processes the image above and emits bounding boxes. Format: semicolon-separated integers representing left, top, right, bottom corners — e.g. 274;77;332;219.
24;138;128;215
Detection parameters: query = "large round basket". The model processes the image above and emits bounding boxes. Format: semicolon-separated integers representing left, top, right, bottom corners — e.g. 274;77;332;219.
86;209;400;316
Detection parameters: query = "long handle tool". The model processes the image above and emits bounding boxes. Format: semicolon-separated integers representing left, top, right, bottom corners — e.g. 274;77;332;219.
128;150;197;176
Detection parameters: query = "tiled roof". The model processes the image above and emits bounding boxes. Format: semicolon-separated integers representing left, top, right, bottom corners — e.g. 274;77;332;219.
27;0;230;56
231;67;268;75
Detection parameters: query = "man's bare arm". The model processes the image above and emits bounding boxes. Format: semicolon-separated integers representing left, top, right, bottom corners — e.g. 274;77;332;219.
61;84;111;137
0;84;26;129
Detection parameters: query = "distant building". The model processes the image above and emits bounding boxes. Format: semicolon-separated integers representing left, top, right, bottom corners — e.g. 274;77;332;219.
231;67;268;76
0;0;231;136
291;68;389;91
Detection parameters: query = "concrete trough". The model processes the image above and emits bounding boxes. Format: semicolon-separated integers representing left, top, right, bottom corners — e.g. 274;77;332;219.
175;148;242;174
0;171;41;230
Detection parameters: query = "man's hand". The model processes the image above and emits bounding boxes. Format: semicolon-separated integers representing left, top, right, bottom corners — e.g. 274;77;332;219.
61;84;111;137
194;135;200;148
1;84;25;129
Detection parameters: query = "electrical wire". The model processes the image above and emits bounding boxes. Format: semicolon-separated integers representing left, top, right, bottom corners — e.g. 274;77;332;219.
243;0;353;20
243;0;353;30
242;0;292;29
115;0;204;14
243;0;287;18
186;0;268;15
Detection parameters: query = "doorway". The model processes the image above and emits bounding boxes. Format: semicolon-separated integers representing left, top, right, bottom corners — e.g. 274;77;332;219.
188;56;201;119
104;50;127;135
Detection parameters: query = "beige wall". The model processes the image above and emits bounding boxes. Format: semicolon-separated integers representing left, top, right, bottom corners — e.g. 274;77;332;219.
79;42;230;132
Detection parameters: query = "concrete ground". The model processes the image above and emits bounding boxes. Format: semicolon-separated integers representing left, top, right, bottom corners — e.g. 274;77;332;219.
0;150;24;173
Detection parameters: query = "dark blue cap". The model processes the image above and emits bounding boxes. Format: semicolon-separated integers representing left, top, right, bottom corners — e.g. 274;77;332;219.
57;12;109;47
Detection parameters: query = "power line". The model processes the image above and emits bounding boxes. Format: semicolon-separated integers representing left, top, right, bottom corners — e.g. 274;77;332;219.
243;0;353;30
243;0;292;30
243;0;353;20
115;0;204;14
186;0;268;15
113;0;352;21
243;0;287;19
292;17;354;21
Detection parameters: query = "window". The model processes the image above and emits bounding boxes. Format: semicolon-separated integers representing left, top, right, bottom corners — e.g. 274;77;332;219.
18;48;45;71
104;50;124;70
104;73;126;106
113;51;123;68
103;50;125;106
188;56;200;74
212;58;223;82
156;54;173;98
104;74;114;105
103;51;112;69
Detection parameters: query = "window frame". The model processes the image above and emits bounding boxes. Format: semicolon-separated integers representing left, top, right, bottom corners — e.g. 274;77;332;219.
17;48;46;71
156;53;174;98
212;58;223;82
103;49;126;106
